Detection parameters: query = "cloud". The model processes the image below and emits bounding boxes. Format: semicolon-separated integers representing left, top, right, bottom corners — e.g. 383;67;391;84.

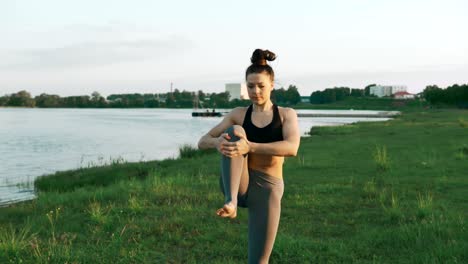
0;35;193;70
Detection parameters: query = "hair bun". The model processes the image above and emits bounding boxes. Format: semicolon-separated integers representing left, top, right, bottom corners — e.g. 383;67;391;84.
250;49;276;65
264;50;276;62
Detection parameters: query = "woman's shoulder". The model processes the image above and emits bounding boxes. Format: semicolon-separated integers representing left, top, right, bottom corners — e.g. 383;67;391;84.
228;106;250;124
276;105;297;120
231;106;250;114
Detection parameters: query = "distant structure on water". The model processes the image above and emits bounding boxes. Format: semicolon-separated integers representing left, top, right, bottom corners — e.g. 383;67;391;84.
192;93;222;117
225;83;248;100
370;85;410;98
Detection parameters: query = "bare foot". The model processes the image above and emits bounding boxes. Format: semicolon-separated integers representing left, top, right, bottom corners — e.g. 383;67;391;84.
216;202;237;218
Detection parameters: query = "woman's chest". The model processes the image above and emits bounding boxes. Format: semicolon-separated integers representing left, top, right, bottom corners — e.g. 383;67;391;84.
250;111;274;128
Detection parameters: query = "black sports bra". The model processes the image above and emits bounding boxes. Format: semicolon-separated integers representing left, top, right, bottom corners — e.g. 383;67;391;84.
242;104;283;143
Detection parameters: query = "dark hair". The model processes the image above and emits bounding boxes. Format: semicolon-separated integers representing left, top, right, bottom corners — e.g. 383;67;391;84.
245;49;276;81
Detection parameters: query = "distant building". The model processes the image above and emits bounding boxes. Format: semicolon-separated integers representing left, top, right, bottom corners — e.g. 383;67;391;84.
391;86;407;94
393;91;415;99
225;83;248;100
370;85;407;97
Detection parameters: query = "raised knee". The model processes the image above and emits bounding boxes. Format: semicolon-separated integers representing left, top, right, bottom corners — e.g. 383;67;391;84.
232;125;246;137
224;125;246;141
224;125;235;135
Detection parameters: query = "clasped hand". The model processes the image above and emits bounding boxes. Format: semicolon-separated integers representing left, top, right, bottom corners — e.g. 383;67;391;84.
217;132;250;157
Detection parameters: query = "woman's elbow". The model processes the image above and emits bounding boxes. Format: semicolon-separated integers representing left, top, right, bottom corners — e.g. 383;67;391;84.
287;144;300;157
197;137;206;149
284;148;298;157
198;134;213;150
198;141;208;150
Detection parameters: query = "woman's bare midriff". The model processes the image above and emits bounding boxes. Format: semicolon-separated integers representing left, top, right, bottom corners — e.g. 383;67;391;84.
248;154;284;179
231;106;285;179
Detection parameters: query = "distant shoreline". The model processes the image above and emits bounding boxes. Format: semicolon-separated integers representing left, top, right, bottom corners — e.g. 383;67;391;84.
297;111;400;118
0;106;402;117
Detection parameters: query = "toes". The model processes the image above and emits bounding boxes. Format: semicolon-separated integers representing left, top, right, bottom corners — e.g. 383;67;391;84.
216;205;237;218
216;208;227;217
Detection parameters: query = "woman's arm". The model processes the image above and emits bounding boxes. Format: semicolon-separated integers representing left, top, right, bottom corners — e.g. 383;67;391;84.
197;108;239;150
250;108;300;156
226;108;300;157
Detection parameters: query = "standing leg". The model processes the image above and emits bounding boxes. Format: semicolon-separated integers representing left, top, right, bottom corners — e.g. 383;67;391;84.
247;170;284;264
218;125;249;218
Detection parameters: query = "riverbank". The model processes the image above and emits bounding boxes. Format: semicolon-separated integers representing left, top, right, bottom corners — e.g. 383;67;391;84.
1;109;467;263
297;110;400;118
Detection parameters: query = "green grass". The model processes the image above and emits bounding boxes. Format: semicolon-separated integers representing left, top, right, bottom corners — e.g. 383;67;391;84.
1;109;467;263
373;145;390;172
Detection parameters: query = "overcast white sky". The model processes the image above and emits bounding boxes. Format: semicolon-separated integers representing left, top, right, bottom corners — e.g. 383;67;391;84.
1;0;467;96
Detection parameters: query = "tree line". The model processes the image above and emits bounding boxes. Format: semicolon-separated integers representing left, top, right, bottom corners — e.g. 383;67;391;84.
4;84;464;108
0;90;236;108
309;84;376;104
422;84;468;108
308;83;468;108
0;85;302;108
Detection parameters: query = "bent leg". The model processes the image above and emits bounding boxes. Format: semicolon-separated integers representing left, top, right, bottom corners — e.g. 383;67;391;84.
247;170;284;264
218;125;249;217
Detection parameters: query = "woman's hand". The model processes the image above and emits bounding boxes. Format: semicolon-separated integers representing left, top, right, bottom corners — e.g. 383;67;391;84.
219;133;250;158
216;133;231;154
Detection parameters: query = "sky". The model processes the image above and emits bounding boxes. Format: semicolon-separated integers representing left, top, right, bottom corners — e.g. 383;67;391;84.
1;0;467;97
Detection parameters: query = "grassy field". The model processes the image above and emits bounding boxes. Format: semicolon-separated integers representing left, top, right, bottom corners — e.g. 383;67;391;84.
1;109;467;263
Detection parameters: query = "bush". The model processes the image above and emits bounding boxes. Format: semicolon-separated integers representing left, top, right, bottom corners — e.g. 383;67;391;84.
178;144;201;159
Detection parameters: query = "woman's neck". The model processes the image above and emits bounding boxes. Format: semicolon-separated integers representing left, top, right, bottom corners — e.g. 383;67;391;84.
253;100;273;112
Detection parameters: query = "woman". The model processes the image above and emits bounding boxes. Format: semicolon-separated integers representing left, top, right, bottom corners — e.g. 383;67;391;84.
198;49;300;263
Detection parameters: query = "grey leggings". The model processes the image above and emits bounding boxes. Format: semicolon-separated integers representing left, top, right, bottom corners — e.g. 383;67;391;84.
219;126;284;263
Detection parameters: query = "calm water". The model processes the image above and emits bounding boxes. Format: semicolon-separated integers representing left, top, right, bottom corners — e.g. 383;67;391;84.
0;108;390;206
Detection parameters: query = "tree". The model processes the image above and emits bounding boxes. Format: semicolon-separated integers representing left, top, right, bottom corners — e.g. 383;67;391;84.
209;92;230;108
422;85;443;104
334;87;350;101
285;85;301;105
0;95;10;106
197;90;206;101
310;90;323;104
8;90;35;107
35;93;61;107
144;99;160;108
62;95;90;107
272;87;287;104
350;88;364;97
323;88;337;103
364;84;376;96
309;87;352;104
165;96;176;107
423;84;468;107
91;91;107;107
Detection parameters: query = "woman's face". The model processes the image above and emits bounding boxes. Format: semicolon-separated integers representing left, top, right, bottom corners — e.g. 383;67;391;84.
246;72;274;105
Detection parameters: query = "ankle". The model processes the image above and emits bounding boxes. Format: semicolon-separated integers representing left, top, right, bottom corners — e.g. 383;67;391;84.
225;200;237;208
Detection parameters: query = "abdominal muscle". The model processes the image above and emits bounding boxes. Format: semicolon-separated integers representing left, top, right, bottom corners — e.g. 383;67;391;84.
248;153;284;179
231;107;285;179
